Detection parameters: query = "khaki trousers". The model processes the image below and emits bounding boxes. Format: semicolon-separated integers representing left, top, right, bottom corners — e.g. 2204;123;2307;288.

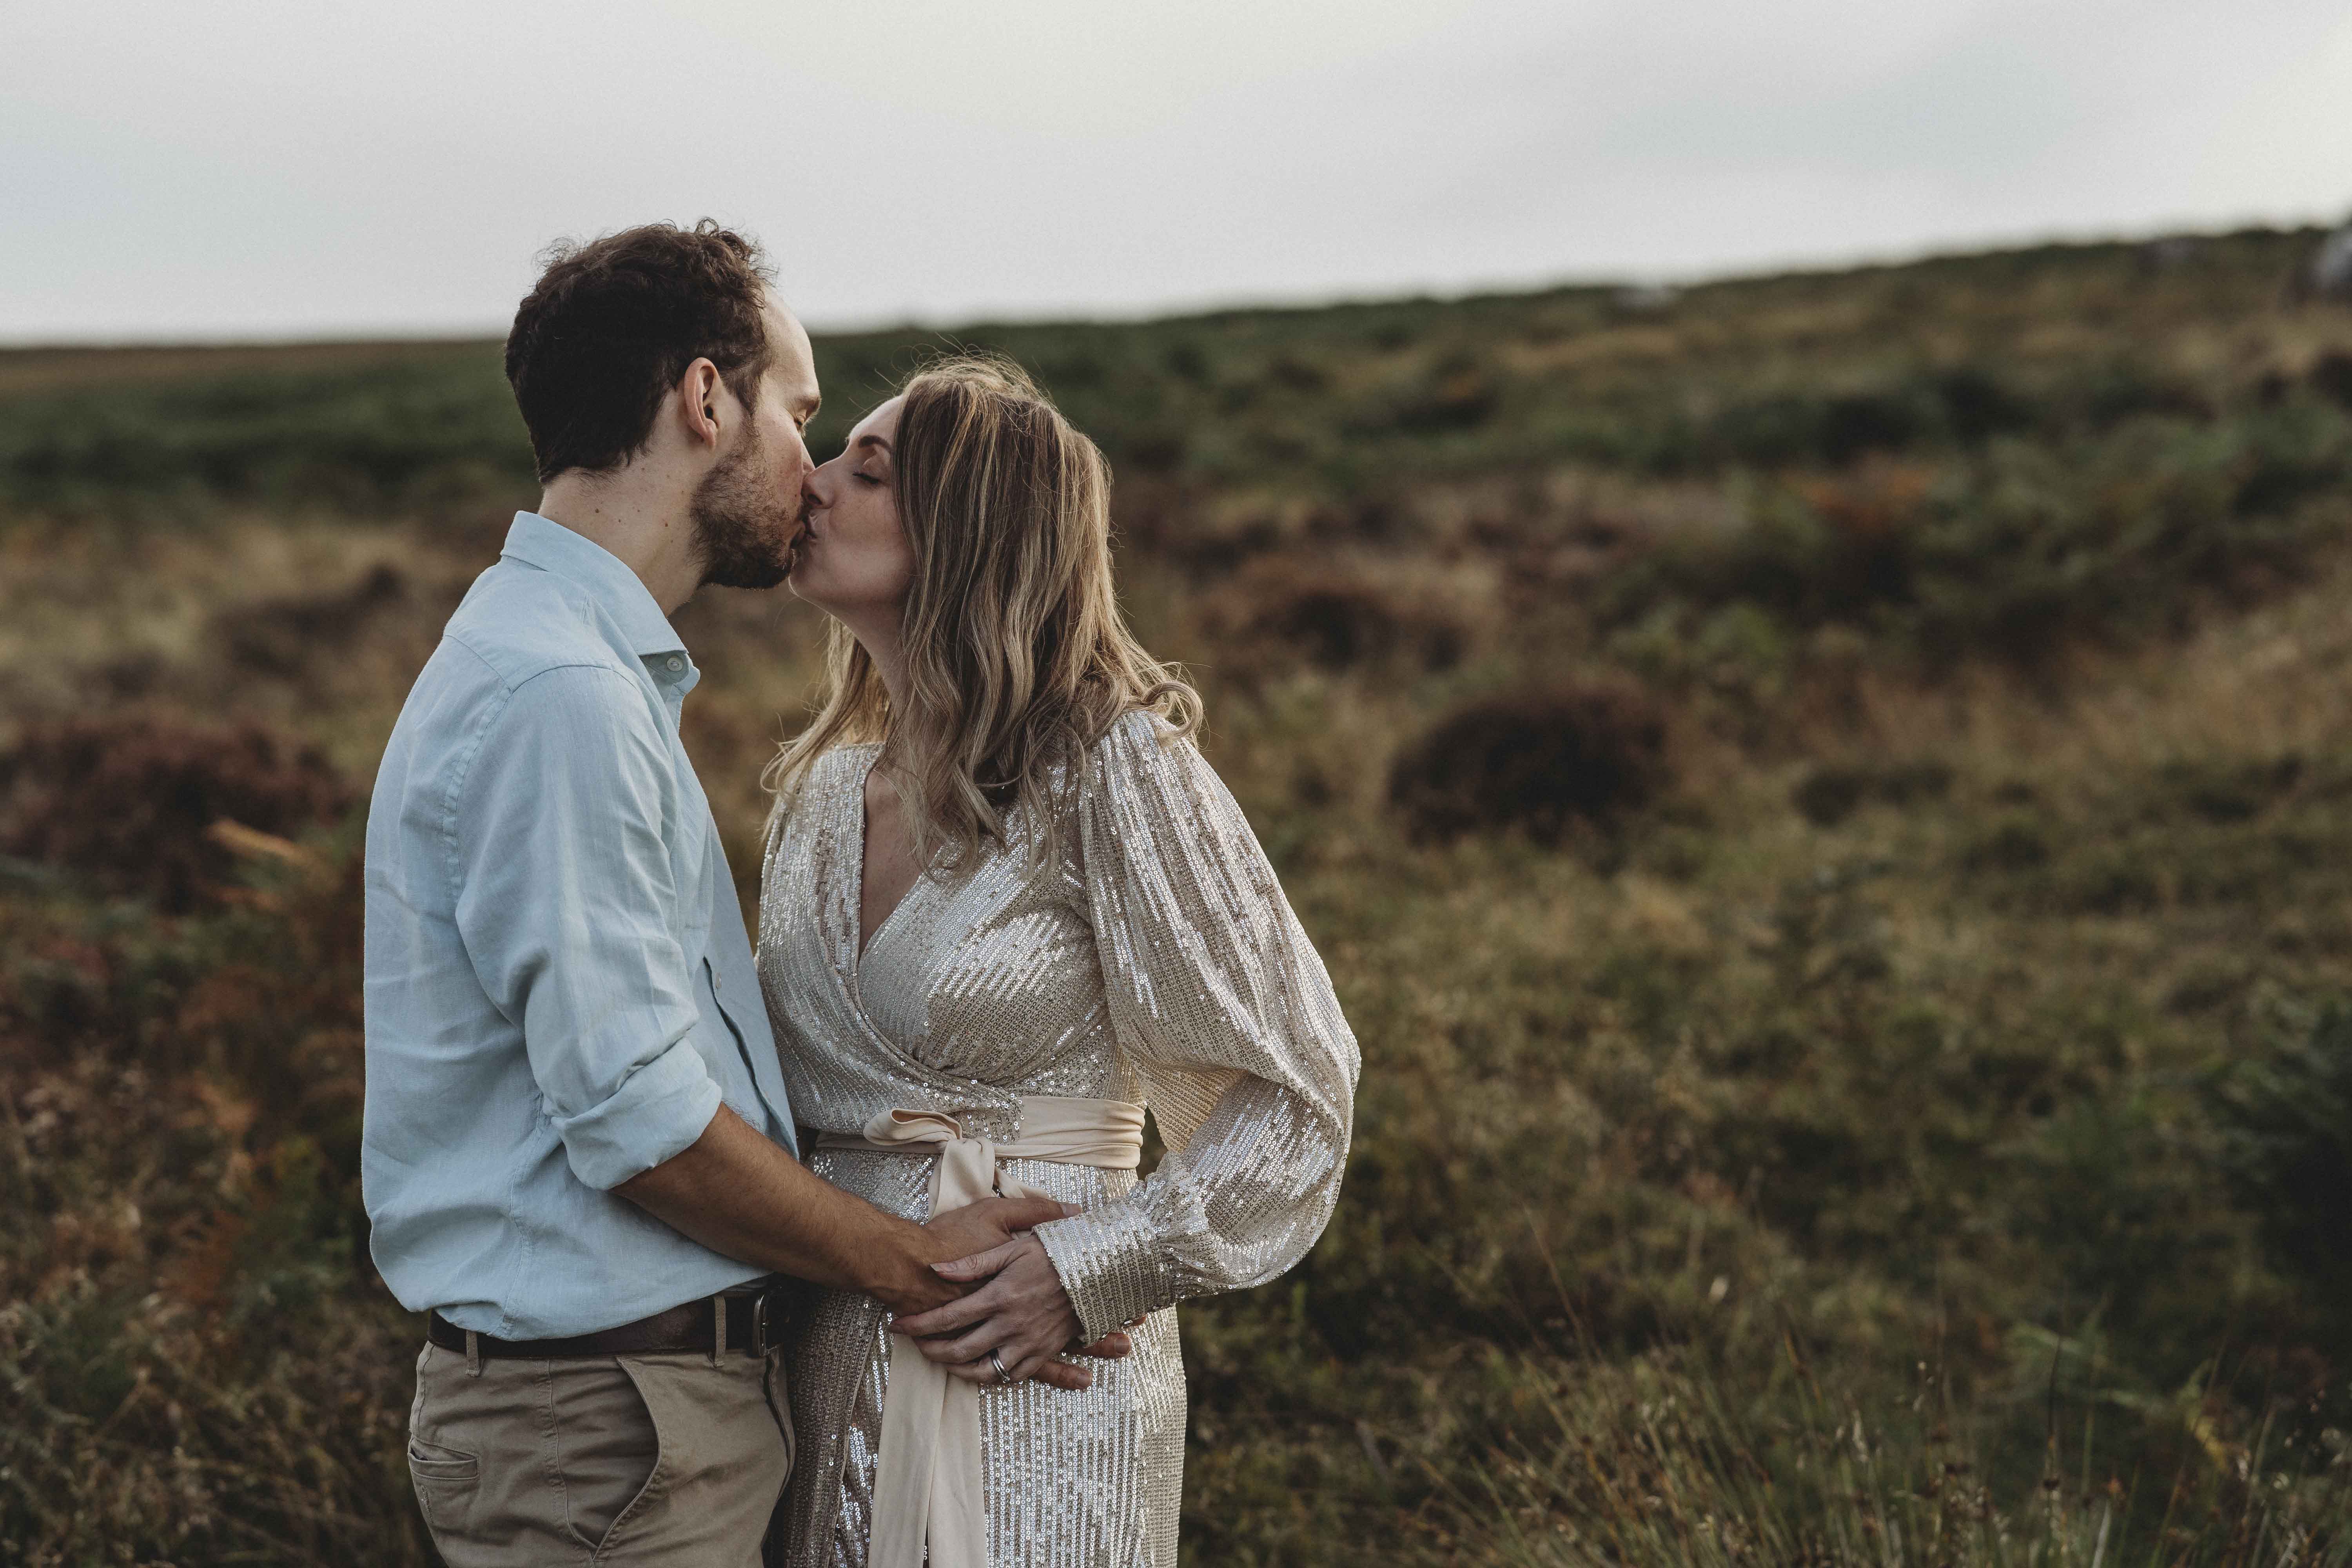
407;1341;793;1566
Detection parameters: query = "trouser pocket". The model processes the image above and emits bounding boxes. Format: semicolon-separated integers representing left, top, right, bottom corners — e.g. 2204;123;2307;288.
407;1346;485;1544
410;1341;657;1566
597;1351;794;1563
406;1433;482;1535
571;1362;666;1558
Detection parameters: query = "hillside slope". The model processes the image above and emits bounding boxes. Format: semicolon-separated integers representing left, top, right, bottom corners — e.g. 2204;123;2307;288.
6;229;2352;1564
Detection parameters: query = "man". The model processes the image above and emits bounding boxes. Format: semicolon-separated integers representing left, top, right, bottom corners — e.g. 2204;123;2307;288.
362;221;1114;1566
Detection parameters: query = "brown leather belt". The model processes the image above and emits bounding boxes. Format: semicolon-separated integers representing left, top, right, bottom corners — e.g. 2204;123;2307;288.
427;1280;789;1361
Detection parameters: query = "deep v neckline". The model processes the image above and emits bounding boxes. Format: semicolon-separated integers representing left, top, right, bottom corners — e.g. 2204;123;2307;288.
847;750;920;975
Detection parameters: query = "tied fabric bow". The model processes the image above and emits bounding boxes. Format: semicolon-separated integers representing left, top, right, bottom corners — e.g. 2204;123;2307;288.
847;1100;1145;1568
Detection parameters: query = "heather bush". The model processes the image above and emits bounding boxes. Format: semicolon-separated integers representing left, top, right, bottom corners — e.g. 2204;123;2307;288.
0;714;352;911
214;562;411;677
0;832;428;1566
1601;401;2352;679
1200;555;1472;676
1387;681;1670;844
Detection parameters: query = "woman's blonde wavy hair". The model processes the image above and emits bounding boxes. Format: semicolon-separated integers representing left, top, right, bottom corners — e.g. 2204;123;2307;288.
762;354;1200;863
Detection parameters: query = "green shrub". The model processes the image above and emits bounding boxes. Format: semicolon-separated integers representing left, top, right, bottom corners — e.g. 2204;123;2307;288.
2208;1002;2352;1322
0;349;530;517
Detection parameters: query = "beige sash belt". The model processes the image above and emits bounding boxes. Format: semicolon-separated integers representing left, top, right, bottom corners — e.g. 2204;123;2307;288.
814;1095;1146;1568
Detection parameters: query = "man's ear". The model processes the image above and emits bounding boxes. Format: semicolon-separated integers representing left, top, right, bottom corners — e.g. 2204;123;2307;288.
679;358;729;449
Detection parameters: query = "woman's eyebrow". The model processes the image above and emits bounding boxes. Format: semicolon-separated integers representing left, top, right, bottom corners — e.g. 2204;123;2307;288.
851;433;893;454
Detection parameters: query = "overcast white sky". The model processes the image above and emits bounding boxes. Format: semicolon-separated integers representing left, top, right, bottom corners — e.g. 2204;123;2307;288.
3;0;2348;343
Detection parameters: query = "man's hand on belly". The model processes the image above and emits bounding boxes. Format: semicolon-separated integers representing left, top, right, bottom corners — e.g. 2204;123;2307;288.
913;1198;1132;1390
615;1108;1125;1391
916;1195;1064;1274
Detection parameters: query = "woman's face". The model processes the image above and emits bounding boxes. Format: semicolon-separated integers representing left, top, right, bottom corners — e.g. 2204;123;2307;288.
790;397;916;627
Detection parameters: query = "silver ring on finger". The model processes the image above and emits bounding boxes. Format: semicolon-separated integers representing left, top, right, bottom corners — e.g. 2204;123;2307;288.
989;1349;1013;1385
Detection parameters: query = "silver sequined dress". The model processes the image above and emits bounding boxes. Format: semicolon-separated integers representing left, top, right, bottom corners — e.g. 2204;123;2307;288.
755;711;1359;1568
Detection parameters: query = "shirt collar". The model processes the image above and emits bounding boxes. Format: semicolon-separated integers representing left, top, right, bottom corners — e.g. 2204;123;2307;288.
499;511;690;664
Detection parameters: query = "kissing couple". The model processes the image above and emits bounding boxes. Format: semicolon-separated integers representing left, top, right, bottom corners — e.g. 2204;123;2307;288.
360;221;1360;1567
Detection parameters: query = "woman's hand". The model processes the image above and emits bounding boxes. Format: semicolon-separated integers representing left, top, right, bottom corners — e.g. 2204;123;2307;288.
890;1232;1097;1385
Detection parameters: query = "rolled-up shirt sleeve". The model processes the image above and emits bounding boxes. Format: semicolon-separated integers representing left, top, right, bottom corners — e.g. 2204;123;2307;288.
449;662;720;1191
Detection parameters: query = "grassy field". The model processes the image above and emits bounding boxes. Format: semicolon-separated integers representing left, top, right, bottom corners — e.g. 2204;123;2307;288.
7;226;2352;1565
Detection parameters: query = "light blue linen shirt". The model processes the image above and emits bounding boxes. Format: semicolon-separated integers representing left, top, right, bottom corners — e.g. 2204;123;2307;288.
362;512;798;1339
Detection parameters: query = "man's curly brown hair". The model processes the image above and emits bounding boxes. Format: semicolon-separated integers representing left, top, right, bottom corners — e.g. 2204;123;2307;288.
504;220;775;482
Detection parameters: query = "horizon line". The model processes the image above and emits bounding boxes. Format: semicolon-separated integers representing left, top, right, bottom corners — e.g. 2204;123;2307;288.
3;211;2340;356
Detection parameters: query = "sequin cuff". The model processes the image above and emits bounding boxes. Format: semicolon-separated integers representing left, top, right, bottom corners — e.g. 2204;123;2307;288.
1035;1200;1169;1345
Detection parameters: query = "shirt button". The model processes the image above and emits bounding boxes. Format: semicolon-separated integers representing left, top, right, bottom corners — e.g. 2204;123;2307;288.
666;656;684;673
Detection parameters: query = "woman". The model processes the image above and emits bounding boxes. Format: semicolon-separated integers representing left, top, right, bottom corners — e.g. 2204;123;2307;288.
755;355;1357;1568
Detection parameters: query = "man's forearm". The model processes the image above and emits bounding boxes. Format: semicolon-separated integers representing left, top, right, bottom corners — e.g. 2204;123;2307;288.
616;1105;1131;1390
615;1104;944;1309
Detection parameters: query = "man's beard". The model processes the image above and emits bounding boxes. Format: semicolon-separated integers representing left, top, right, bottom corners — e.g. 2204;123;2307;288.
689;430;796;591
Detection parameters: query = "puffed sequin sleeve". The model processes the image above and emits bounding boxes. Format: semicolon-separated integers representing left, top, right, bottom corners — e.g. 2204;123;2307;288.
1033;711;1360;1343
